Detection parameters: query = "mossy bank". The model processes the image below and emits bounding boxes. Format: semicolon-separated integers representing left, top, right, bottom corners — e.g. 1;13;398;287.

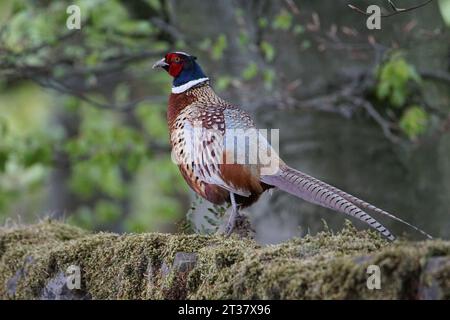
1;220;449;299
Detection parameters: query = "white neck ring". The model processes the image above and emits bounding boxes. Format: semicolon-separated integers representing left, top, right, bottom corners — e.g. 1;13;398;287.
172;78;209;94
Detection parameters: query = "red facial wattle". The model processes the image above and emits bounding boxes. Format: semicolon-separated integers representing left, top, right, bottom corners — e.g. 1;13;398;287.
169;62;183;77
166;53;184;78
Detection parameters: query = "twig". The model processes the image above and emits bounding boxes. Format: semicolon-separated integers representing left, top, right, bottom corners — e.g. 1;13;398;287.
353;97;401;144
284;0;300;15
419;69;450;84
348;0;434;18
149;17;185;40
32;76;166;112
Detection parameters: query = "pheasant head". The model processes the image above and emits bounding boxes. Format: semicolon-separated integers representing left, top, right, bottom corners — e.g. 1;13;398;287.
153;52;209;94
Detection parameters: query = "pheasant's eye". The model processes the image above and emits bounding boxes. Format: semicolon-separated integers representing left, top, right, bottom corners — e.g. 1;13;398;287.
174;56;181;63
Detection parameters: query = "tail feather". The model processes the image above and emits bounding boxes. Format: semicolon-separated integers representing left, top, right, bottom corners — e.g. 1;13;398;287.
261;165;431;241
288;168;433;240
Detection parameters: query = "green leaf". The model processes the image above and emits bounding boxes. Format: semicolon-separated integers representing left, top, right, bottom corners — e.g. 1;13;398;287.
407;64;422;84
260;41;275;62
376;81;390;100
391;89;406;108
258;17;268;28
399;105;428;139
263;69;275;90
293;24;305;35
272;9;292;30
238;31;249;47
216;76;232;91
212;34;228;60
375;53;421;108
85;52;100;67
242;62;258;80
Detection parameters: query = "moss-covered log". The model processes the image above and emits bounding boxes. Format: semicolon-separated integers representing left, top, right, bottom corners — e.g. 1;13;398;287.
1;220;449;299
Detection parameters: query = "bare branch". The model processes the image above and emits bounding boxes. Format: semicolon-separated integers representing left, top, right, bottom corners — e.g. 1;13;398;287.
149;17;185;41
32;75;166;113
352;97;401;144
283;0;300;15
347;4;368;16
348;0;434;18
419;69;450;84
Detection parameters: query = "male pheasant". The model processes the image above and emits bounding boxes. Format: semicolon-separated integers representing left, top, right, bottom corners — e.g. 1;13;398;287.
153;51;432;241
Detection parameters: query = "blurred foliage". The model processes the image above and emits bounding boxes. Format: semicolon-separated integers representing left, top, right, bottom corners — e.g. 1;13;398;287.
272;9;293;31
399;105;429;140
211;34;228;61
260;41;275;62
376;53;421;108
0;0;183;232
439;0;450;26
375;52;430;140
0;84;54;212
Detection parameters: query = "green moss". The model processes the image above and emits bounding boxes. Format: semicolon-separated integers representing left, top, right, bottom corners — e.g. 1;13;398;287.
1;220;449;299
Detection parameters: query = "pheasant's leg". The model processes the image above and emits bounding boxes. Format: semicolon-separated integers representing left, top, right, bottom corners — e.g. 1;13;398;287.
224;192;239;236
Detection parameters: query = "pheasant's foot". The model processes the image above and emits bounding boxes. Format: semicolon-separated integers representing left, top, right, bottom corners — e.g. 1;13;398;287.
216;192;239;237
217;212;254;238
222;209;238;237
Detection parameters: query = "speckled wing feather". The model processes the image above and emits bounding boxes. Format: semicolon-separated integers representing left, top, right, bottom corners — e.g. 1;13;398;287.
171;102;260;197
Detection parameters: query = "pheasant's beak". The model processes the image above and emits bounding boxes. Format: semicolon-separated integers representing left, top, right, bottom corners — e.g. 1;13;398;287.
152;58;169;69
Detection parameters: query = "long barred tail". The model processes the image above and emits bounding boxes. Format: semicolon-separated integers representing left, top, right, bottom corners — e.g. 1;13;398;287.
288;168;433;240
261;165;432;241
